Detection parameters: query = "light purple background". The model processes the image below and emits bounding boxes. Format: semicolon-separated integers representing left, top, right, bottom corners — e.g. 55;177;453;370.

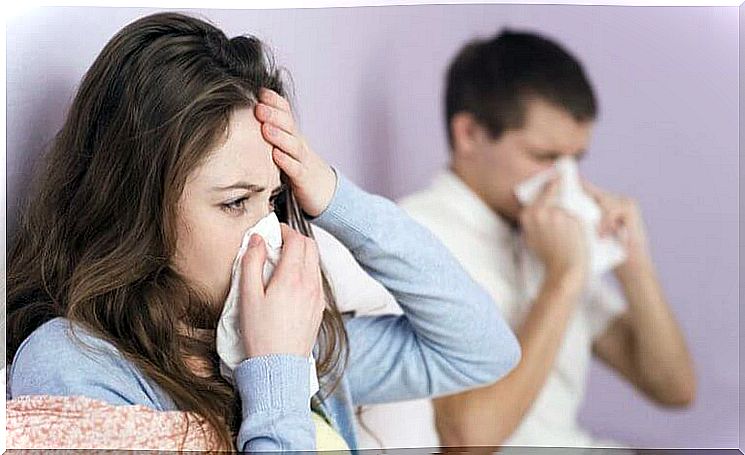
738;2;743;452
6;4;740;450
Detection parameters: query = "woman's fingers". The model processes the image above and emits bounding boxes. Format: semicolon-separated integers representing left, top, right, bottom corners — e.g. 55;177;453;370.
241;234;267;303
277;223;306;270
303;237;326;325
255;103;296;135
255;87;337;218
262;123;305;162
259;87;292;113
240;224;324;358
303;236;320;280
272;148;304;180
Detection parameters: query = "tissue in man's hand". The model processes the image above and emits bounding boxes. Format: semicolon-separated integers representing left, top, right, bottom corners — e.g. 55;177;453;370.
216;212;320;399
514;157;626;276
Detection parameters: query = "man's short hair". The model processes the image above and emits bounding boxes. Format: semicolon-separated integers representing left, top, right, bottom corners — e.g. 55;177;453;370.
445;29;598;148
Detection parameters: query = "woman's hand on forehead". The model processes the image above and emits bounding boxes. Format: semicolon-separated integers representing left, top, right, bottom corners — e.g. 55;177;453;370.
254;88;337;218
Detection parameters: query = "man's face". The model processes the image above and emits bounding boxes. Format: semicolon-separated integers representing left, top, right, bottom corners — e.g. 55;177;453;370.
476;98;594;224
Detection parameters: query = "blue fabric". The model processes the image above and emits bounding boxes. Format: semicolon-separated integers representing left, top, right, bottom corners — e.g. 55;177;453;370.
8;171;520;452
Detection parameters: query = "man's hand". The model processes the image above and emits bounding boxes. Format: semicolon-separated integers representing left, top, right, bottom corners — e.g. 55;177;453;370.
583;181;696;407
582;180;651;275
520;177;589;285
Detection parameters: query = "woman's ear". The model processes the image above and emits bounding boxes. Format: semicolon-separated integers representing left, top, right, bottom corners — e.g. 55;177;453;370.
450;112;489;161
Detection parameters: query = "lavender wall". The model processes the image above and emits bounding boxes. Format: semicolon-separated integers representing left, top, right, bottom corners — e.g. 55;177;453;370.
7;5;739;449
739;2;743;451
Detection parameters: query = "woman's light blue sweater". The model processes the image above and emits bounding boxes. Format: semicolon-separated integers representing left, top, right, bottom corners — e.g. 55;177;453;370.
8;172;521;451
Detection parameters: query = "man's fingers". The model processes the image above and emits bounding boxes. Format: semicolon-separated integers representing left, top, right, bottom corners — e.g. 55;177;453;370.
599;208;625;237
533;177;560;207
581;178;604;201
580;179;619;236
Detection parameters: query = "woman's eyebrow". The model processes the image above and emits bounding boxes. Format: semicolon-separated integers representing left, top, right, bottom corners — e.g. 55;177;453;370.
211;182;264;192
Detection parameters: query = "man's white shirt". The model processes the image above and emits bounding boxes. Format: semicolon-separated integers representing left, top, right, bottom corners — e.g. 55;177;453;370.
315;169;627;449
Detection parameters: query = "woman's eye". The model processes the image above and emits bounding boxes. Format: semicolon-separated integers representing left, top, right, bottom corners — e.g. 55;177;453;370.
221;197;248;215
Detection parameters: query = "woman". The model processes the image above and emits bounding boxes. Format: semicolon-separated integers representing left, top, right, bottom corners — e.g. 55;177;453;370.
6;12;520;452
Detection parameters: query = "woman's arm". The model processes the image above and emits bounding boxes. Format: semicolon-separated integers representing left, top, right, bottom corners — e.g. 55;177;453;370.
255;86;519;417
311;173;521;405
233;355;316;451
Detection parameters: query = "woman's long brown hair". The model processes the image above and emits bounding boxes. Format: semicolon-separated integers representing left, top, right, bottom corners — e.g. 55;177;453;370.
6;12;348;451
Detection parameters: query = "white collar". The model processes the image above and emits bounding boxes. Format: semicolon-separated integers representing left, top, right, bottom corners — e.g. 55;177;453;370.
429;168;516;244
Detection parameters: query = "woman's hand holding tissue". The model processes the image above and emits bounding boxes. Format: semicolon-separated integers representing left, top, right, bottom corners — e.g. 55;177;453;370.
238;224;326;358
519;177;589;288
255;88;337;218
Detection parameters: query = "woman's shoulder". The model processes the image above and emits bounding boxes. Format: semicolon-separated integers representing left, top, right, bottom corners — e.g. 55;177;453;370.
9;317;175;410
11;317;127;369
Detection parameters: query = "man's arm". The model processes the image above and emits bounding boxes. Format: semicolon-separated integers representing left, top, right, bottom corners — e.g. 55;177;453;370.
433;271;584;447
583;181;695;408
433;178;589;448
592;252;696;407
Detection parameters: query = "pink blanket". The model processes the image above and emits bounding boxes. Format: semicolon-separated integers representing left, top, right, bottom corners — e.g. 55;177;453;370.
7;395;223;451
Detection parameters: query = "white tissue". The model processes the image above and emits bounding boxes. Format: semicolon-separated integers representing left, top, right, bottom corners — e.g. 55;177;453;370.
514;157;626;276
216;212;320;399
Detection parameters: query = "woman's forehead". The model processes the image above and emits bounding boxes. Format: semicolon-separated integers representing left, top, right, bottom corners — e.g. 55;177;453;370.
193;108;280;188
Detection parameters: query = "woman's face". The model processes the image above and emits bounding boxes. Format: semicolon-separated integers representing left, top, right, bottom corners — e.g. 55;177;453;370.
172;107;283;303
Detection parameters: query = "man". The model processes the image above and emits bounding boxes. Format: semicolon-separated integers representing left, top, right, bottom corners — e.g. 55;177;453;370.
353;29;695;449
